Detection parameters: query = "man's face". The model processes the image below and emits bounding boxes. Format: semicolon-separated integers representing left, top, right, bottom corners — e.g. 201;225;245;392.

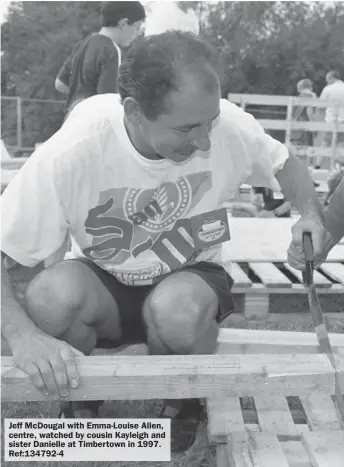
119;20;144;47
132;77;221;164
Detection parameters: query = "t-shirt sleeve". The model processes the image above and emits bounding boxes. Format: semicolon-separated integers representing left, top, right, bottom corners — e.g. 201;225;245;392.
223;101;289;190
325;177;344;241
0;148;69;267
57;55;72;86
96;45;119;94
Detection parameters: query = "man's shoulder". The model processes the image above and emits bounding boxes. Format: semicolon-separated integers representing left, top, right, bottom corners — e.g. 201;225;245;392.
218;98;258;134
68;94;123;120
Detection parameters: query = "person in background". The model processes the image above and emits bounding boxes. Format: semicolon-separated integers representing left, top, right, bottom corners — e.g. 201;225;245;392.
290;79;317;162
315;70;344;169
253;187;292;218
144;1;199;35
55;1;145;117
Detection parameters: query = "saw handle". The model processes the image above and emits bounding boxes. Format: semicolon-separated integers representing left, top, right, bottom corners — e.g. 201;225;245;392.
302;232;314;286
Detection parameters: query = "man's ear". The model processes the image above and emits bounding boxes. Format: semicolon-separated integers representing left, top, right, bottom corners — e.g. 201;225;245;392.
123;97;143;124
117;18;129;29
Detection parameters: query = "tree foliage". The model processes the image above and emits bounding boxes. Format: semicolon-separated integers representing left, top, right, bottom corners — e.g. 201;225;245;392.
1;2;100;150
201;1;344;97
1;1;344;151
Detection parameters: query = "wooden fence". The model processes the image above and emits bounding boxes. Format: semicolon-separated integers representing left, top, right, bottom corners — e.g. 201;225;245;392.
228;93;344;167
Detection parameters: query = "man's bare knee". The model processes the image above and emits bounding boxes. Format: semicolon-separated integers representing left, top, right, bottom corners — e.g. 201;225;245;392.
144;290;218;354
25;262;87;337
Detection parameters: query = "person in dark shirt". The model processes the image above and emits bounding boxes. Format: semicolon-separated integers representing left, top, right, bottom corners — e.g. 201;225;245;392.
55;2;145;116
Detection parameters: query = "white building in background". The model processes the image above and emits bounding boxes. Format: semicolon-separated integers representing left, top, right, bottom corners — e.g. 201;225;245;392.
144;1;200;36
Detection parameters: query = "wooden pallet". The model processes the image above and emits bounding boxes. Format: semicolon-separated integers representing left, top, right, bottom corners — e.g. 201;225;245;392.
231;262;344;319
207;393;344;467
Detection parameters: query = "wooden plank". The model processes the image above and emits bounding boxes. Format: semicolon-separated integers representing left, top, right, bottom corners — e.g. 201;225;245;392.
254;395;298;436
224;218;344;262
1;157;29;169
233;285;343;294
230;263;252;287
247;432;290;467
302;431;344;467
299;394;342;431
283;263;332;288
252;119;344;132
249;263;292;288
226;432;253;467
282;440;312;467
320;263;344;287
216;328;344;353
228;93;337;107
243;294;269;319
216;445;230;467
207;397;245;444
1;353;336;402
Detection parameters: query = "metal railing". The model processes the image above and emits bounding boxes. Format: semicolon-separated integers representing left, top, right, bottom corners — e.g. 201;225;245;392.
1;96;65;154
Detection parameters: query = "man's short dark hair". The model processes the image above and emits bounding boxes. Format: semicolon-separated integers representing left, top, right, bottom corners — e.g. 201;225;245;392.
117;31;222;120
327;70;341;80
101;2;145;27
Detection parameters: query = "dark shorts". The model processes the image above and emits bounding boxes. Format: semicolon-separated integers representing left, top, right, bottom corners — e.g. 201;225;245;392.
71;259;235;347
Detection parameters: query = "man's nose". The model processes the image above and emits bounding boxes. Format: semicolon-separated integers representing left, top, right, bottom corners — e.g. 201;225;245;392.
192;125;211;152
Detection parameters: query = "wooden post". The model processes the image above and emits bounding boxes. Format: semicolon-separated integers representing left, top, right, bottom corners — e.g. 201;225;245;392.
330;110;339;171
285;96;293;148
16;97;22;149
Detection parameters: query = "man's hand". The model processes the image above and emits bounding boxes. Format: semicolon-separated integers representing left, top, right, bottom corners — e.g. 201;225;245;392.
11;329;83;399
287;214;326;270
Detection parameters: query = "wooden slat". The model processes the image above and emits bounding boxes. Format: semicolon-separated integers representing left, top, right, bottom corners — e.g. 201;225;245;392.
247;432;289;467
207;397;245;444
282;440;312;467
216;328;344;354
230;263;252;287
302;431;344;467
299;394;342;431
254;395;298;436
1;157;29;169
216;445;230;467
226;432;252;467
1;353;337;402
320;263;344;287
283;263;332;288
233;285;343;294
228;93;329;107
249;263;292;288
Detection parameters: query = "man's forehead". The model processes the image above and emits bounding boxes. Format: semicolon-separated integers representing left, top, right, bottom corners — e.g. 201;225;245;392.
160;82;221;125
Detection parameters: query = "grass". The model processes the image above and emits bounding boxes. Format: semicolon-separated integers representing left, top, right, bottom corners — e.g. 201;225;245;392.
2;268;344;466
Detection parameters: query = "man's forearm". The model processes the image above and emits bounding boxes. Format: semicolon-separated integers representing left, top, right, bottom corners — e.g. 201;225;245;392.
275;153;324;221
324;178;344;243
1;256;39;348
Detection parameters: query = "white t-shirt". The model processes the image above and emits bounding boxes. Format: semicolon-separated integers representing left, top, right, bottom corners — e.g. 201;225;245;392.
1;95;288;285
145;2;200;35
320;80;344;122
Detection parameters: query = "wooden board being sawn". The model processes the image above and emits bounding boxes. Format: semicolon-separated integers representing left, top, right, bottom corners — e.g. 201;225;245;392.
223;218;344;262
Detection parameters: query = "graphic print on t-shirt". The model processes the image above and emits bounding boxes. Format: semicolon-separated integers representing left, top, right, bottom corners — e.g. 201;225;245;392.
83;171;212;284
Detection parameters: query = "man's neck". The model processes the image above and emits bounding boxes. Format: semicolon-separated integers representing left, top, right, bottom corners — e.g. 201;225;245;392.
123;117;162;161
98;27;121;47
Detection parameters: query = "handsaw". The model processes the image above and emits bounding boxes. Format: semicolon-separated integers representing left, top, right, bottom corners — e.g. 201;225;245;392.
302;232;344;425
